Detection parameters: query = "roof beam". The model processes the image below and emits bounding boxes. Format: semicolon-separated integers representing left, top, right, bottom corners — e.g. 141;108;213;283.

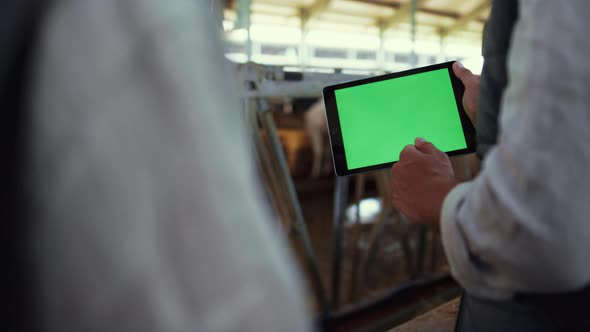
354;0;487;24
301;0;332;23
381;0;427;30
440;1;489;37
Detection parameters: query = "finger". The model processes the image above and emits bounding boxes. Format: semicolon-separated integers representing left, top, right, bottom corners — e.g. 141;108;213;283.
399;144;420;160
414;137;439;155
453;62;475;84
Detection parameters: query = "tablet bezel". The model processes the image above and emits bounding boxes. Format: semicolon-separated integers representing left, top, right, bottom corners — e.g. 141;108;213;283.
323;61;476;176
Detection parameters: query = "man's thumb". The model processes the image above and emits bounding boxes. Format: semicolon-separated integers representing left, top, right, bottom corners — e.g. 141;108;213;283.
453;62;473;83
415;137;438;154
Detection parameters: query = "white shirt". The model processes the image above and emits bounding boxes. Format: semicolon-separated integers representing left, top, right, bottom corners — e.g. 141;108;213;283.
441;0;590;300
28;1;311;331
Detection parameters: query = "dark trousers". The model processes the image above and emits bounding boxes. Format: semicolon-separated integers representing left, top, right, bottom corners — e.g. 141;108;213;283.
455;286;590;332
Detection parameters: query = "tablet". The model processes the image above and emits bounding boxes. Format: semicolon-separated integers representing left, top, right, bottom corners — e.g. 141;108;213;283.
323;61;475;176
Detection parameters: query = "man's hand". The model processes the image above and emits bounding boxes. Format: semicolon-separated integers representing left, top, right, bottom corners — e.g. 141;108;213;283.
391;138;459;225
453;62;480;127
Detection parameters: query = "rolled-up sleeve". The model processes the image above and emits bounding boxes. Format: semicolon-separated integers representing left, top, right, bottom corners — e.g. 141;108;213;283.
441;0;590;300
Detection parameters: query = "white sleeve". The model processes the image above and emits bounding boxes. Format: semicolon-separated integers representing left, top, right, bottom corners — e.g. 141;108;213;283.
441;0;590;300
29;1;311;331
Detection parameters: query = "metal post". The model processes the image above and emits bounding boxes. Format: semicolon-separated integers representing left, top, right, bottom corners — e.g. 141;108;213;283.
246;99;294;231
299;9;309;70
439;31;447;62
415;224;428;277
377;21;386;72
257;107;329;314
246;19;252;60
410;0;418;66
237;0;252;61
348;174;366;303
331;176;349;309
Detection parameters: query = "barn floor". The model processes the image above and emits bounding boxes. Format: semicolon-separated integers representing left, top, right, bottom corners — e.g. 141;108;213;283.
288;176;455;327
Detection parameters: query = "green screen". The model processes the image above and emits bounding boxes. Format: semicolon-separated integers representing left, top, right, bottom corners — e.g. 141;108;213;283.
335;68;467;170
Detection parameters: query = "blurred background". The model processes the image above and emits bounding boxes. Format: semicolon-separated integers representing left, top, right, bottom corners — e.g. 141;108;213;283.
222;0;485;72
223;1;488;330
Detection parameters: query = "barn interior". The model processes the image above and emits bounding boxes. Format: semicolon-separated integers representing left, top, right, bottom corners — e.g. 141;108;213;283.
221;0;489;331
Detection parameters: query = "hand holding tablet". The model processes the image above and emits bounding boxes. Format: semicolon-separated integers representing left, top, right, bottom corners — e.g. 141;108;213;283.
323;61;476;176
391;137;459;223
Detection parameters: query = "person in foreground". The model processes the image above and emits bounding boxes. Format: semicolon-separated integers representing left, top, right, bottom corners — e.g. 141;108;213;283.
391;0;590;331
15;1;311;331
